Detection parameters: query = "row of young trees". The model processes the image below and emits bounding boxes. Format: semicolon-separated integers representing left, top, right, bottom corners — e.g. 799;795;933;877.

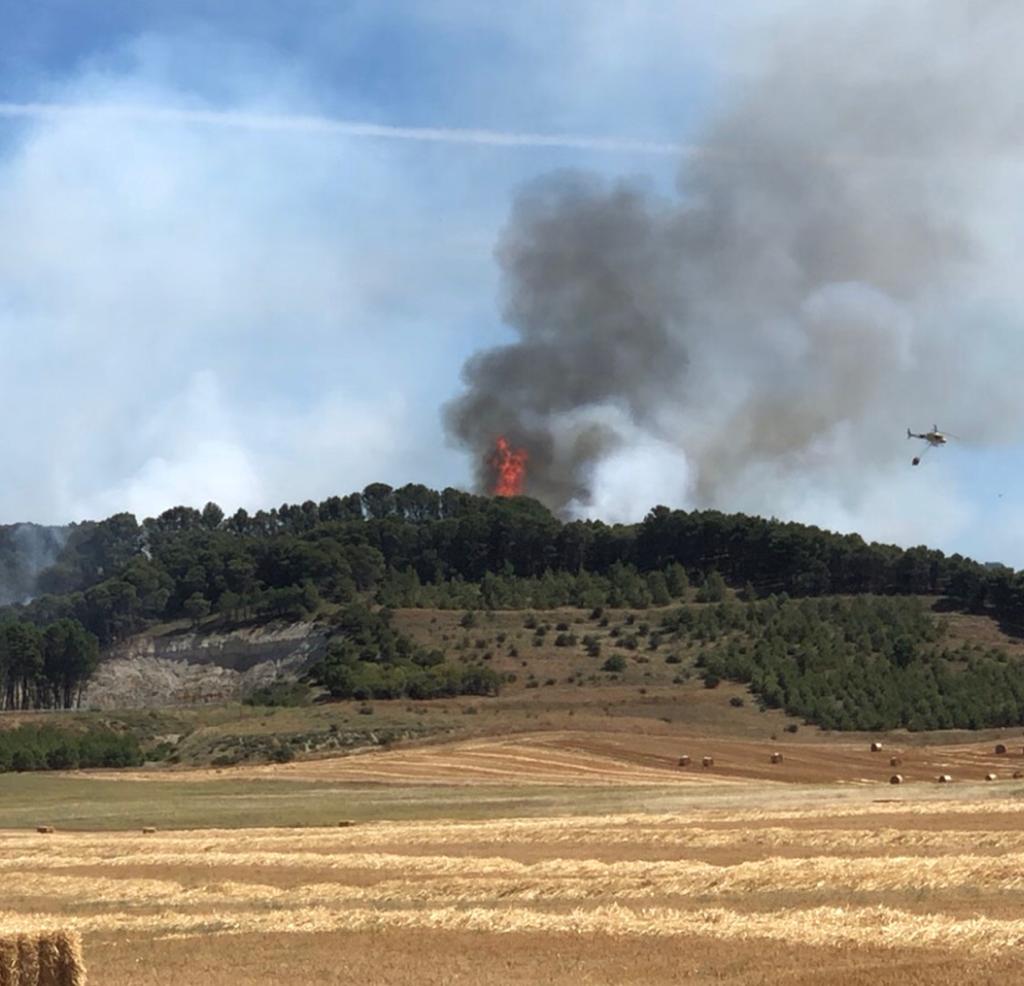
681;596;1024;731
0;618;99;710
374;562;696;611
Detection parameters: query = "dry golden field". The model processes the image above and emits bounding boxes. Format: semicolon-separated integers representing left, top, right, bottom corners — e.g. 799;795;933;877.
5;728;1024;984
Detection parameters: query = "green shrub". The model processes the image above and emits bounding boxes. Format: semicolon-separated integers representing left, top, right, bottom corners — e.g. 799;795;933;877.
244;680;311;707
0;725;143;773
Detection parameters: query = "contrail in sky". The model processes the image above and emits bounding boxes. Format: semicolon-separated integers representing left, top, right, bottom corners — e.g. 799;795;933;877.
0;101;697;157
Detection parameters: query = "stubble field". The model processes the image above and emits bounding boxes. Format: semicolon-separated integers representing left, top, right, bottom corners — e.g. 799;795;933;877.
4;729;1024;984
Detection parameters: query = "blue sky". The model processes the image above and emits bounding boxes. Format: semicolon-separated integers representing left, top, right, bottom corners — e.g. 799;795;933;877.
1;1;1023;567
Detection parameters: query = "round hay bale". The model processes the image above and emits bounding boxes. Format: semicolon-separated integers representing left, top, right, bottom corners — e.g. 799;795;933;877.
937;774;953;783
35;826;54;834
677;755;691;767
889;756;902;767
770;752;783;764
985;773;998;781
995;744;1008;755
337;820;356;828
702;755;714;768
142;826;156;834
1013;771;1024;780
889;774;903;785
870;742;883;752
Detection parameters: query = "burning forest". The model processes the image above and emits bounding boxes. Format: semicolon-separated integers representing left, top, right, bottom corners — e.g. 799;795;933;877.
444;2;1024;531
489;437;528;497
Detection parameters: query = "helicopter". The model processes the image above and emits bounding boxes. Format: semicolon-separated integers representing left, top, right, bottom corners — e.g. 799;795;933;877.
907;425;956;465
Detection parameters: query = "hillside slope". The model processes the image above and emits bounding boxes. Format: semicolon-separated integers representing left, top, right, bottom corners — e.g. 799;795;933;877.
13;595;1016;771
82;621;328;709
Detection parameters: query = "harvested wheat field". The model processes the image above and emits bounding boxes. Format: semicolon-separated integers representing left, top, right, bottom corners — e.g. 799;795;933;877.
201;727;1024;788
5;786;1024;985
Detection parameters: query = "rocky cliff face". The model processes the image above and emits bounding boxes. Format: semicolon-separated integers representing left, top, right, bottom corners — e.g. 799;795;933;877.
82;622;329;709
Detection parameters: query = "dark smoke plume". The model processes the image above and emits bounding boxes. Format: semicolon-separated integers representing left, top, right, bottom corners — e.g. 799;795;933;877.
446;174;688;507
445;2;1024;528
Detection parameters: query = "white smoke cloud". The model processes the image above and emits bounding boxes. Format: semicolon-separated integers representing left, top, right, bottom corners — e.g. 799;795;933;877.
569;440;692;525
71;371;263;520
0;53;491;523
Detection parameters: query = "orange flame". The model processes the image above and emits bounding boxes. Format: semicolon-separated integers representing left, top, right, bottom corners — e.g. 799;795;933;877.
490;436;528;496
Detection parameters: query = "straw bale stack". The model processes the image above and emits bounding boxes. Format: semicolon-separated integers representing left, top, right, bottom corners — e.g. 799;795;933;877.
0;931;85;986
701;756;714;768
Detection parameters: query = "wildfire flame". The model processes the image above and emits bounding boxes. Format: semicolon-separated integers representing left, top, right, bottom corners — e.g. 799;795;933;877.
490;436;528;496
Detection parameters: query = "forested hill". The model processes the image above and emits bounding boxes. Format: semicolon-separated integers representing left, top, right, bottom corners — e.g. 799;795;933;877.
1;483;1023;714
3;485;1022;640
